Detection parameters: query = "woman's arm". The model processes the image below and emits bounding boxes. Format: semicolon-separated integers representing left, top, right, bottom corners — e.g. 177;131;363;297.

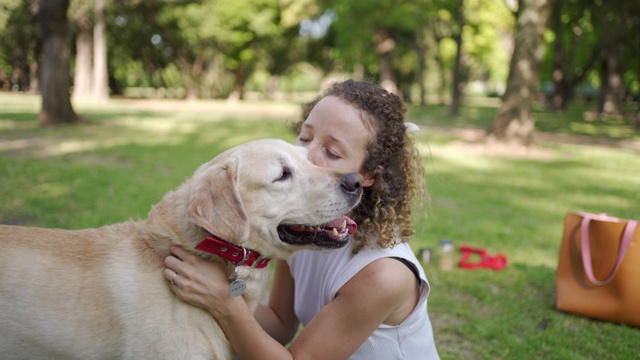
286;257;417;358
165;247;417;360
253;260;299;345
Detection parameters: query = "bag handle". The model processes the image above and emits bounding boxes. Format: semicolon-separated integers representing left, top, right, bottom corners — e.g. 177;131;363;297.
580;213;638;286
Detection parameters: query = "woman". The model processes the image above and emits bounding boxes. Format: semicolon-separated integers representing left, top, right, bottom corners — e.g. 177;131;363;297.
164;80;439;359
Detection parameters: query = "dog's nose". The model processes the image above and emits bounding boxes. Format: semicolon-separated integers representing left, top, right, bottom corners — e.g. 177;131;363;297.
340;173;363;195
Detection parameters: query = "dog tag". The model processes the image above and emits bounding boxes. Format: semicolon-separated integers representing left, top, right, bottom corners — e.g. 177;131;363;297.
229;279;246;297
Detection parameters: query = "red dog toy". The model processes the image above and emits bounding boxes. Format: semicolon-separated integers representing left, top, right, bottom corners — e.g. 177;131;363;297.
458;245;508;271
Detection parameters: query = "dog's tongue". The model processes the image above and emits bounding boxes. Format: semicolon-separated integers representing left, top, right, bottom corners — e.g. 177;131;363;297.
324;216;357;235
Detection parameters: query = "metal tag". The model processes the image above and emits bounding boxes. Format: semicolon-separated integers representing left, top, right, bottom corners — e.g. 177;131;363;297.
229;279;246;297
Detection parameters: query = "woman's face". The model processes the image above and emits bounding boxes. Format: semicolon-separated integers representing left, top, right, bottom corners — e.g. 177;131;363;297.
296;96;375;187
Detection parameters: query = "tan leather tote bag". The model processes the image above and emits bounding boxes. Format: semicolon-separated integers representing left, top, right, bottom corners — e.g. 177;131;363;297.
556;212;640;327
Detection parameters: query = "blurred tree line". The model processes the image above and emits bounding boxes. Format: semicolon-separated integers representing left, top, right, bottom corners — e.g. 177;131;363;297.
0;0;638;144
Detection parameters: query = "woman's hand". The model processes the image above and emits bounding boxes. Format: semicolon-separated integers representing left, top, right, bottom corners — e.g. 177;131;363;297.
164;245;235;317
165;247;294;360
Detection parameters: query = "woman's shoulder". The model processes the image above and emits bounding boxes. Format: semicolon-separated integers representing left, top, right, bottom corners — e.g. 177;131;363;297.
335;256;415;305
355;240;419;265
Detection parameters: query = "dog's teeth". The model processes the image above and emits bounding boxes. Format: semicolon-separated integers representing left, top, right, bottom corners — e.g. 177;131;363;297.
341;220;347;229
332;228;339;237
316;226;322;231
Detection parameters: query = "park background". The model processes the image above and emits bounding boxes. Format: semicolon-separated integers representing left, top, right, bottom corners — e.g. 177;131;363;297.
1;0;639;358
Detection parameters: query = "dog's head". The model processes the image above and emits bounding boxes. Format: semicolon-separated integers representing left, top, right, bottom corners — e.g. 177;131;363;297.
187;139;363;259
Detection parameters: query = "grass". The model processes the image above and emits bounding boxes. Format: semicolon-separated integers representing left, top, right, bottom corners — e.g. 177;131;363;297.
1;93;639;359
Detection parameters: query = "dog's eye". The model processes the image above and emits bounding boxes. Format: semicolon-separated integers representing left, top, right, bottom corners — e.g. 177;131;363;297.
275;168;292;182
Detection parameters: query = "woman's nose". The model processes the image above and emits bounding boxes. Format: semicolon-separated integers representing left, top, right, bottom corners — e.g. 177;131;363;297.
304;143;323;167
306;149;321;166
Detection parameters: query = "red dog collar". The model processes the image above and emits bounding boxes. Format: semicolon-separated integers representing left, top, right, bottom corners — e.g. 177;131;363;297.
195;236;271;269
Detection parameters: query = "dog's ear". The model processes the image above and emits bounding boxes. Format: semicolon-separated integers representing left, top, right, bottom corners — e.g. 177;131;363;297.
188;159;250;243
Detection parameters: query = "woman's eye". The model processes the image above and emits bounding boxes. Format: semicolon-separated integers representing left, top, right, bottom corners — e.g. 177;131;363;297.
275;168;292;182
297;136;310;143
325;149;341;159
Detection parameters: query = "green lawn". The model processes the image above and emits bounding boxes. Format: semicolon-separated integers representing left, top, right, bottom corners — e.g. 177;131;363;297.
1;93;639;359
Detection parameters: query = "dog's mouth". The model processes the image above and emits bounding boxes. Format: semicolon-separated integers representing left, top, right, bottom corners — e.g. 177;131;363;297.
277;216;357;249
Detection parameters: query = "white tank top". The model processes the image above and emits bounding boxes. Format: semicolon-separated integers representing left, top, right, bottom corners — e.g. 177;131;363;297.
287;240;440;359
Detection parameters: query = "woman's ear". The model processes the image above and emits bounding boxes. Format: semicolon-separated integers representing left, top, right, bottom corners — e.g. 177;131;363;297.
362;165;383;187
363;176;375;187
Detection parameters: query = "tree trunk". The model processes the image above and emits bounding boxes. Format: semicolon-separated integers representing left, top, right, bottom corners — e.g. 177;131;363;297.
636;71;640;131
178;49;205;101
379;52;399;96
415;27;427;106
92;0;109;101
597;12;624;116
182;58;199;101
267;75;279;100
597;50;624;115
549;0;566;110
549;0;601;110
227;66;250;102
433;37;448;105
0;70;8;90
72;1;93;101
27;0;41;94
450;4;465;116
488;0;551;147
38;0;79;126
28;38;40;94
375;29;400;96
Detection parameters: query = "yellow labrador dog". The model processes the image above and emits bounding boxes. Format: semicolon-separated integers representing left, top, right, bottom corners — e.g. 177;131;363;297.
0;138;362;360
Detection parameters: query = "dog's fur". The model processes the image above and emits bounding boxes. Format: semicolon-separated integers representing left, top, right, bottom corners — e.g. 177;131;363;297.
0;138;362;359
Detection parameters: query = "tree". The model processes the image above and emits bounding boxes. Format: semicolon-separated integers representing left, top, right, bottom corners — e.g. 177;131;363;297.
122;0;289;100
546;0;601;110
0;0;40;92
595;2;639;116
449;0;465;116
488;0;551;147
39;0;79;125
428;0;512;108
429;0;466;111
596;16;623;115
71;0;93;101
320;0;426;96
92;0;108;101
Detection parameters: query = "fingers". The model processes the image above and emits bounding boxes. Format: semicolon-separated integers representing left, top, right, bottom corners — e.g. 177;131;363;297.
170;245;194;261
164;246;195;274
163;268;180;286
164;246;192;287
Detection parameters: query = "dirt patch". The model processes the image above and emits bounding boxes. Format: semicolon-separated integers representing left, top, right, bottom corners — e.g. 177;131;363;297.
428;126;640;159
0;215;37;226
113;98;300;120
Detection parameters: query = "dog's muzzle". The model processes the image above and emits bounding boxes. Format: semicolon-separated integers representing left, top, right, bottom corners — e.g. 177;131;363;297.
277;215;357;249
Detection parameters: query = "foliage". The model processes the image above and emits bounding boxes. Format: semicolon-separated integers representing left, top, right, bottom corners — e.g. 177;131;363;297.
106;0;308;98
1;94;639;358
0;0;39;91
319;0;424;75
0;0;22;30
0;0;638;113
462;0;513;86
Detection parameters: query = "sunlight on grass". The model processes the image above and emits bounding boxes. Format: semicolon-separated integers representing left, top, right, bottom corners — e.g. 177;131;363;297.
114;116;205;134
569;122;634;138
33;182;70;198
427;145;504;172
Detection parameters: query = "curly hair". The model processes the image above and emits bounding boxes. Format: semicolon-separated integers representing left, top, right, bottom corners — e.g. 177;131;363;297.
291;80;427;252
